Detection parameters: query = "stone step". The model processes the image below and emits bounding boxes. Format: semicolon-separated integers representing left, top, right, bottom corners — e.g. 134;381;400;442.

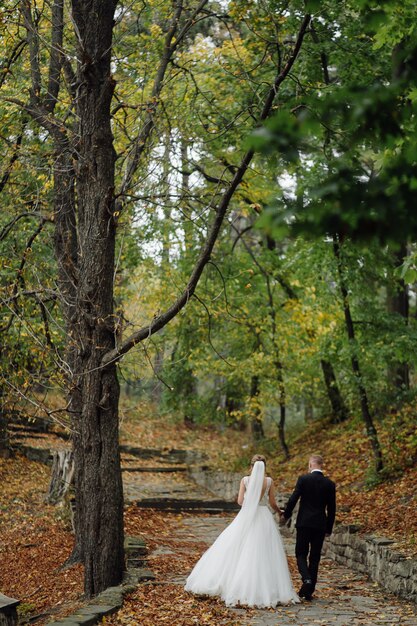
134;497;240;513
15;445;54;465
119;444;205;464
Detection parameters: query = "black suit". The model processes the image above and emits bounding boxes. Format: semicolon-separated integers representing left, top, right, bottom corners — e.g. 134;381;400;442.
283;471;336;593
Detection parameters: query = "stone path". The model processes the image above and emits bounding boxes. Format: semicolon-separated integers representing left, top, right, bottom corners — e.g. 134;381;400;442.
163;515;417;626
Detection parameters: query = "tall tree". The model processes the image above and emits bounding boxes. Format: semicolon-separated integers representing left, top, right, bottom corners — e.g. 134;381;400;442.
2;0;312;595
333;236;383;473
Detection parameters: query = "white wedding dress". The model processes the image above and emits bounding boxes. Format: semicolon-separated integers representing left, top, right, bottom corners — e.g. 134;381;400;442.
185;461;299;607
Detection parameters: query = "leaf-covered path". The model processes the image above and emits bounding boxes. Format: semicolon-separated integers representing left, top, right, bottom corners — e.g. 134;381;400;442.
5;426;417;626
123;513;417;626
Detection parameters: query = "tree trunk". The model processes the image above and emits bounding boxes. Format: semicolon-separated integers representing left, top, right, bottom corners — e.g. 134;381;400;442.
320;358;349;422
0;380;10;459
333;237;383;473
250;375;264;439
275;361;289;459
387;244;409;391
52;142;86;563
47;450;74;504
0;347;10;457
70;0;124;597
304;401;313;422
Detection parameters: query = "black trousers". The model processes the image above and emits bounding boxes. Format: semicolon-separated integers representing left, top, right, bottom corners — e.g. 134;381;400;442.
295;527;326;592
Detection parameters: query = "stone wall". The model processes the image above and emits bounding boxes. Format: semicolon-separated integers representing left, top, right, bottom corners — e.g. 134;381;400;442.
189;468;242;501
189;467;417;603
325;524;417;604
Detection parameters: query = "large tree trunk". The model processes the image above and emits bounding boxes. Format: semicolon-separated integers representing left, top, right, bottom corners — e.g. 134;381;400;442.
320;358;349;423
53;143;85;563
70;0;124;597
333;237;383;473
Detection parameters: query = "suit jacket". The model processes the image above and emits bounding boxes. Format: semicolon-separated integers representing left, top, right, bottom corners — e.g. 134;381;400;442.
283;471;336;535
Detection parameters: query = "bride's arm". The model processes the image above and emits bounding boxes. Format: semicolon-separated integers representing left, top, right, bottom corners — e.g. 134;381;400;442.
268;480;282;514
237;478;246;506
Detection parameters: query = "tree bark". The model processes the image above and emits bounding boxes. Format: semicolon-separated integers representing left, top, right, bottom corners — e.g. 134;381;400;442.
320;358;349;422
250;375;264;439
387;244;409;391
0;373;10;458
333;236;383;473
53;129;82;564
47;450;74;504
275;361;289;459
70;0;124;596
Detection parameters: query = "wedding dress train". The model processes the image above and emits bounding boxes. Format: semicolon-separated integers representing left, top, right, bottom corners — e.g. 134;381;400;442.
185;461;299;607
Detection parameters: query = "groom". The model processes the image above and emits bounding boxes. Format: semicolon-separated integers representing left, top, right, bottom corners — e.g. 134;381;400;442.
282;454;336;601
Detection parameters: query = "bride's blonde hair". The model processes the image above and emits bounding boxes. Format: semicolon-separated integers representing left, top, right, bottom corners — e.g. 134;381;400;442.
250;454;266;468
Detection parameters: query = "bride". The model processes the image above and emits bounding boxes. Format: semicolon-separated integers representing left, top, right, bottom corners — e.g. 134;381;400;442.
185;454;299;607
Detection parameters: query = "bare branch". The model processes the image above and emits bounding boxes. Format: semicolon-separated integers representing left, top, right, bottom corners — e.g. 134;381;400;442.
118;0;210;199
193;292;233;367
0;211;51;242
0;288;57;308
172;0;211;51
102;13;312;366
0;39;27;89
1;217;49;333
3;97;68;141
0;122;26;194
1;379;73;431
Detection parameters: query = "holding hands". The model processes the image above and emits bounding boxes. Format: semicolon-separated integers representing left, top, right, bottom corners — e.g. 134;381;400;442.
274;507;286;525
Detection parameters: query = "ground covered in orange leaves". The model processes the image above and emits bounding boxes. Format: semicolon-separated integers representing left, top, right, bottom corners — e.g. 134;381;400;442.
0;455;84;623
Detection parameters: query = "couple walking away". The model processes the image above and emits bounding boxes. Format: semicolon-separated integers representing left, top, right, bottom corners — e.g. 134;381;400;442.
185;453;336;608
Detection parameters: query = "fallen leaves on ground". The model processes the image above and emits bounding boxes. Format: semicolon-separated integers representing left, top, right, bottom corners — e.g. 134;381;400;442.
0;454;84;623
104;583;244;626
118;399;246;469
109;509;260;626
